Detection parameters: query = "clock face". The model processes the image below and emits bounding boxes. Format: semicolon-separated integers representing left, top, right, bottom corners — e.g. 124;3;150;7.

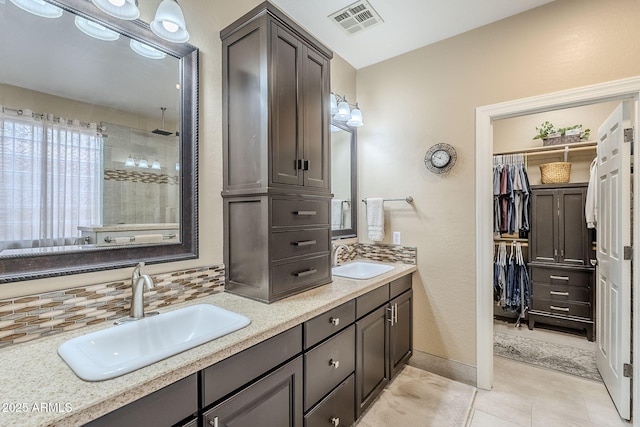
431;149;450;168
424;143;457;175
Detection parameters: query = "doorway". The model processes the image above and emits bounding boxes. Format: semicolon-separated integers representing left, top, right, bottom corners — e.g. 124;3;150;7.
475;77;640;423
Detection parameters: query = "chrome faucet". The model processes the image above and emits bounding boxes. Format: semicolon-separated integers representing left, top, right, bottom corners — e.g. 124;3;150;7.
332;244;350;267
129;262;155;319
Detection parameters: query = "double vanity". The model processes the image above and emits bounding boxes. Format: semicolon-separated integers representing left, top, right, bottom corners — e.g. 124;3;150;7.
0;261;415;426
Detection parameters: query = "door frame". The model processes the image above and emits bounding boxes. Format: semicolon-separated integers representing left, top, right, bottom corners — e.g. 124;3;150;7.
475;76;640;422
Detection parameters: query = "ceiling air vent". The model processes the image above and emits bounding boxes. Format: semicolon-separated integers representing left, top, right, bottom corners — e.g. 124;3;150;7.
329;0;384;36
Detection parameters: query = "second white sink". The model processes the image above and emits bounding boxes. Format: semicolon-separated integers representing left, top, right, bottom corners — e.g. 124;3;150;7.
332;261;395;279
58;304;251;381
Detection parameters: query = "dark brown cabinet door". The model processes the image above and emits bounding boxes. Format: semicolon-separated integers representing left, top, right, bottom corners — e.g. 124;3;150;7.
390;290;413;378
271;23;303;187
301;45;330;190
530;184;589;266
355;305;389;418
203;356;303;427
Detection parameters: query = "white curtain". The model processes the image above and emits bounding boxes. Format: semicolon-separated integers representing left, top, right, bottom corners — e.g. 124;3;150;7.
0;108;102;252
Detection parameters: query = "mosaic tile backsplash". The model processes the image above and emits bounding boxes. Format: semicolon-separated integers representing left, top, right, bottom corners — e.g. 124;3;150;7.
0;243;416;349
0;265;224;349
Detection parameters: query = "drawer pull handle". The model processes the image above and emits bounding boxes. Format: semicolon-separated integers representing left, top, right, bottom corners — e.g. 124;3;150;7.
331;417;340;427
295;210;317;216
550;305;570;312
295;268;317;278
330;317;340;326
550;291;569;296
208;416;219;427
550;275;570;281
329;359;340;369
294;240;317;247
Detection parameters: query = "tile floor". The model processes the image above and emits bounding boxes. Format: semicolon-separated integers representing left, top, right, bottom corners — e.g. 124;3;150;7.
467;320;630;426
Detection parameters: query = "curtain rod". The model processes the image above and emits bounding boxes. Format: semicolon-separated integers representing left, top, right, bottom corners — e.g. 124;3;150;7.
1;106;103;131
494;141;596;156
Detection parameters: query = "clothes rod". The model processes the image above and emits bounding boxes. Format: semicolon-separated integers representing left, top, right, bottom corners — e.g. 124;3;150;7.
493;141;596;156
362;196;414;204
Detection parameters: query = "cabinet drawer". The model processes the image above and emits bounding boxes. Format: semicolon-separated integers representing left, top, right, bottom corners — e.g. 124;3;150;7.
202;326;302;407
272;198;330;228
390;274;412;299
304;325;355;411
533;282;591;303
532;298;591;319
272;228;330;261
531;266;592;287
304;374;355;427
272;254;330;298
356;284;389;319
304;300;355;349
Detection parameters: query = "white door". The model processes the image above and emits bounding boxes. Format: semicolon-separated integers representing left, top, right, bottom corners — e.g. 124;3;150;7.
596;102;632;420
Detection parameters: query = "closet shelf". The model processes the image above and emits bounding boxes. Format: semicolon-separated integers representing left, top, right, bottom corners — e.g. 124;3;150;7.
494;141;596;156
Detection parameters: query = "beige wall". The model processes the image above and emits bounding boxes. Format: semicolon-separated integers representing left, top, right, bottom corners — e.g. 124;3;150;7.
356;0;640;367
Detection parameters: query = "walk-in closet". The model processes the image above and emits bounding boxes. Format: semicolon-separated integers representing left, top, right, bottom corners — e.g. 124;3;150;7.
490;99;633;383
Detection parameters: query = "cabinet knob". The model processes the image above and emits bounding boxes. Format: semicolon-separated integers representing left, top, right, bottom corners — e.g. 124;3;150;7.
329;359;340;369
329;317;340;326
331;417;340;426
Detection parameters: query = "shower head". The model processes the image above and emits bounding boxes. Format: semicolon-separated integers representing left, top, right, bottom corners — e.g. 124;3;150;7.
152;107;173;136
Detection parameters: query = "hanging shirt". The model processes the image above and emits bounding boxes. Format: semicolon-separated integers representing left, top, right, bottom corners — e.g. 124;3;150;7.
586;157;598;228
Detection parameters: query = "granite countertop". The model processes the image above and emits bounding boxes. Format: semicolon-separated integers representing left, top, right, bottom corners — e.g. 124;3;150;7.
0;263;416;427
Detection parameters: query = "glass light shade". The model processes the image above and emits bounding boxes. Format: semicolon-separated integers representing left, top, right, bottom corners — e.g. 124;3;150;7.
333;101;351;121
130;39;166;60
9;0;63;18
150;0;189;43
346;107;364;127
175;162;180;171
138;159;149;168
330;94;338;115
91;0;139;20
124;155;136;167
74;16;120;41
151;160;161;170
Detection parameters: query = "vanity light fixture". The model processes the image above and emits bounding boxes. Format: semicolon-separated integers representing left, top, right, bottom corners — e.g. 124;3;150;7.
331;93;364;127
150;0;190;43
8;0;63;18
137;158;149;168
91;0;139;20
130;39;166;59
124;155;136;167
151;160;161;170
74;16;120;41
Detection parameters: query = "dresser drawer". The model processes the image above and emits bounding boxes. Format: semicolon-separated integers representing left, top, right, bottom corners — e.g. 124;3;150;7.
533;282;591;303
304;325;355;411
531;266;592;287
272;198;330;228
532;298;591;319
356;284;389;319
304;300;355;349
272;228;330;261
272;254;331;298
304;374;355;427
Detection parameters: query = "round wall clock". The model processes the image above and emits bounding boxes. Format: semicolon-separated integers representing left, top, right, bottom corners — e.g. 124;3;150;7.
424;143;457;175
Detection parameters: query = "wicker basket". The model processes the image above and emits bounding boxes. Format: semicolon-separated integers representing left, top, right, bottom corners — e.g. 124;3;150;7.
540;162;571;184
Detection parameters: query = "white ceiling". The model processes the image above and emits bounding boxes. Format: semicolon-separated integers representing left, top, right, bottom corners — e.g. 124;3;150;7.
273;0;555;69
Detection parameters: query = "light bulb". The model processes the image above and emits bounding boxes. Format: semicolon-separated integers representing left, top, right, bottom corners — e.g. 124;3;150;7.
162;20;179;33
108;0;125;6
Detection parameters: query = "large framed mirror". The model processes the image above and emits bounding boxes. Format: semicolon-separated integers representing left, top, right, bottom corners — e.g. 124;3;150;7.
0;0;198;282
331;121;357;239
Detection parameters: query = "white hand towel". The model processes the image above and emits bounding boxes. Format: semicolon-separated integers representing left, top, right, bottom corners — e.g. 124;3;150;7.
331;199;343;229
366;198;385;242
134;234;164;244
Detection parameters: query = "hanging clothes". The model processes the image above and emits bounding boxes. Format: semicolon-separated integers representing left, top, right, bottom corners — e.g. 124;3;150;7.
586;157;598;228
493;241;531;317
493;154;531;237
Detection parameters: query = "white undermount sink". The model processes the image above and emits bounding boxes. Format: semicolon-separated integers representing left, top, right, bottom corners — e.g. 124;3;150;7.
332;261;395;279
58;304;251;381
